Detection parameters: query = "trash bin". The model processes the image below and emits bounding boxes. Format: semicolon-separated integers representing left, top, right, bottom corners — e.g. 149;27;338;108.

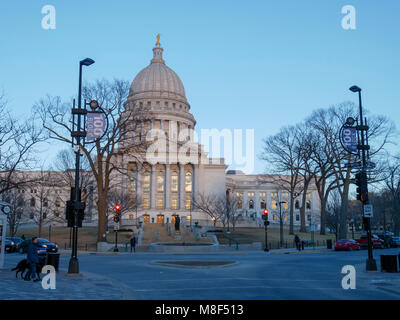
46;253;60;272
327;239;332;249
380;255;398;273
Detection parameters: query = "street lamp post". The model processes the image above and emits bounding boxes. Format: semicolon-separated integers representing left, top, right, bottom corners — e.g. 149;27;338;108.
350;218;355;239
349;85;377;271
68;58;94;275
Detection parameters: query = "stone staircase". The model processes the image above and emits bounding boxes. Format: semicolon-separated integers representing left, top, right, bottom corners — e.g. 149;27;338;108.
140;223;208;245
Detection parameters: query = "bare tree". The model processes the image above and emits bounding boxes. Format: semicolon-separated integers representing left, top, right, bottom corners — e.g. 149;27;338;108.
2;188;27;237
0;92;45;194
35;79;152;242
260;125;302;234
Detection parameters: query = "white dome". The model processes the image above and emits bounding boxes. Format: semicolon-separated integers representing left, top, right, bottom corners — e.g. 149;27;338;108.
129;44;187;103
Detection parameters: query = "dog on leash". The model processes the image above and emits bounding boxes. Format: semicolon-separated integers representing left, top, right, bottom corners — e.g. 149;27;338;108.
12;259;44;280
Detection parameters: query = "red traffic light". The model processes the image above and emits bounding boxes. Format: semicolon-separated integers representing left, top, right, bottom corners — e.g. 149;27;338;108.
115;204;121;212
264;209;268;215
114;215;120;223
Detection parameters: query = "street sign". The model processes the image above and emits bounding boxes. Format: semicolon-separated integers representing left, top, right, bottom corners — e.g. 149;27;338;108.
0;202;12;215
363;204;373;218
86;111;106;141
365;161;376;169
114;224;119;231
344;162;362;169
339;126;358;154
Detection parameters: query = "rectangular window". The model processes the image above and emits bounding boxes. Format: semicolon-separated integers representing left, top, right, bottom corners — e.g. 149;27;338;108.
185;199;192;210
143;198;150;209
157;174;164;193
283;201;289;210
129;214;134;220
273;214;277;221
157;199;164;210
284;214;288;222
306;200;311;210
281;192;289;199
296;215;300;221
238;199;242;209
271;192;278;199
259;192;266;197
171;173;178;192
271;200;278;210
143;172;150;192
171;199;178;210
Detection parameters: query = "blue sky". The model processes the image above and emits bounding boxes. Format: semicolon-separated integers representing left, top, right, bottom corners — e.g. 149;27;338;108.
1;0;399;173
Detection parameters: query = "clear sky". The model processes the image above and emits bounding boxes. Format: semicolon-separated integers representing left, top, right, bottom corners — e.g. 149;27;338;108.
1;0;399;173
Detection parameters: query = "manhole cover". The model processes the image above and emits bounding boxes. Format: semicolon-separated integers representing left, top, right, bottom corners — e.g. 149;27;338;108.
154;261;235;267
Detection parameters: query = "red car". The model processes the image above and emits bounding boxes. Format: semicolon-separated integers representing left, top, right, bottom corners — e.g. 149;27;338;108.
356;235;385;249
334;239;360;251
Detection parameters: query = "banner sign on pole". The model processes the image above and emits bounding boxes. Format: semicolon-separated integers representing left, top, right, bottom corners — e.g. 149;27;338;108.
86;112;106;141
363;204;373;218
340;126;358;154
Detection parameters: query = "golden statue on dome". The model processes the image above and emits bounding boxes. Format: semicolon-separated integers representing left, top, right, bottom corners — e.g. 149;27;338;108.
156;34;160;46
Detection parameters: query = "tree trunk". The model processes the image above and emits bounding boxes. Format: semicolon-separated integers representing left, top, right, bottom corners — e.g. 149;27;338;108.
97;196;107;242
280;220;284;247
339;190;350;239
319;198;327;235
300;192;307;232
289;195;294;235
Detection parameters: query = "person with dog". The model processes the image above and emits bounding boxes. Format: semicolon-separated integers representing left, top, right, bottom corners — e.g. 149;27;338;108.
294;235;301;251
25;237;40;282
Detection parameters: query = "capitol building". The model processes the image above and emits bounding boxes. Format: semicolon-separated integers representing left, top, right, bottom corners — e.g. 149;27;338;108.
12;39;321;230
111;39;321;229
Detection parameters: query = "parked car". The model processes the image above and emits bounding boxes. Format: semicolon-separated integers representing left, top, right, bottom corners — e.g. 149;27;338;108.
19;238;58;255
356;235;385;249
5;238;17;253
8;237;24;252
392;236;400;247
334;239;360;251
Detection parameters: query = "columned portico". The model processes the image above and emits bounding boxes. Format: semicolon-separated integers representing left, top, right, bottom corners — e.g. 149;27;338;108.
179;163;185;210
165;164;171;209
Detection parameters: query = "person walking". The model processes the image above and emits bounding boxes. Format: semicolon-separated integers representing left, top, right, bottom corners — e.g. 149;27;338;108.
25;237;40;282
294;235;301;251
130;236;136;253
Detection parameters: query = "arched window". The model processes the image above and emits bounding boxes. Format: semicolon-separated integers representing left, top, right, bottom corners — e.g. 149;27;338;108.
185;172;192;193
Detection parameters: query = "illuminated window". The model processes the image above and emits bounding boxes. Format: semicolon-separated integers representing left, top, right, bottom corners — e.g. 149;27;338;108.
283;201;289;210
249;200;254;209
260;200;266;209
259;192;266;197
129;170;137;192
129;214;134;220
306;200;311;210
281;192;289;199
185;199;192;210
171;172;178;192
157;172;164;192
185;172;192;193
236;192;243;197
273;214;277;221
171;199;178;210
248;192;255;197
284;214;288;221
143;198;150;209
271;200;278;210
143;171;150;192
157;199;164;209
238;199;242;209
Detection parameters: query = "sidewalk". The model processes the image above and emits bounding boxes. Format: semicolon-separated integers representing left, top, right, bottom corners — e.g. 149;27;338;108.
0;262;136;300
269;246;331;254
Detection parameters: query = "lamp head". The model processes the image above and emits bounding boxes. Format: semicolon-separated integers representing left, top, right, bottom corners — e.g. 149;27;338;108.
80;58;95;66
349;85;361;93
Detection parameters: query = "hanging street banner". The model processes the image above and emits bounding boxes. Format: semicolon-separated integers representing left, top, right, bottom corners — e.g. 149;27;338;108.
339;126;358;154
86;112;106;142
363;204;374;218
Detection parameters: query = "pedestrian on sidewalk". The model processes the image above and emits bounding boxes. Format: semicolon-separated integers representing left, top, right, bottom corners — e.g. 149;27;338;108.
294;235;301;251
130;235;136;253
25;237;40;282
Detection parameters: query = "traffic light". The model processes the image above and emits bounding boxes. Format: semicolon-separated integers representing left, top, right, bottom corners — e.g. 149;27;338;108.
114;204;121;223
66;187;85;228
355;171;368;203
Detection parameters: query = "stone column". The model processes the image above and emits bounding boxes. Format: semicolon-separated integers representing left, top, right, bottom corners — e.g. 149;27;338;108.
165;164;170;209
151;165;156;209
136;164;142;209
192;164;196;204
179;163;185;210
